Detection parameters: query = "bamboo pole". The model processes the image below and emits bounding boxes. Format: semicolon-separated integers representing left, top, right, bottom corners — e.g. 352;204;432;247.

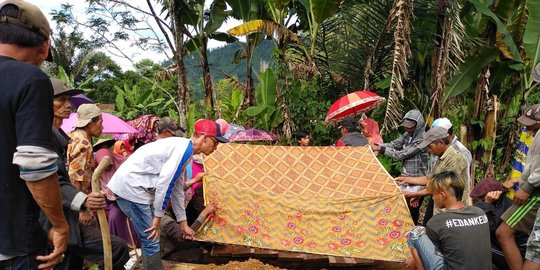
91;156;112;270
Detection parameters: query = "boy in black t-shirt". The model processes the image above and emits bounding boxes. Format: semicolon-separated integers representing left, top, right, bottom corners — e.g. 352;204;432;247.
406;171;491;270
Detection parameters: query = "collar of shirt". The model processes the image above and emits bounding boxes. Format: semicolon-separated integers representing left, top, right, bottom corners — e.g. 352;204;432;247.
439;145;455;161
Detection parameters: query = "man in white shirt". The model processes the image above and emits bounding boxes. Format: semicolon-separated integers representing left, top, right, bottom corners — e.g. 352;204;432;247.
108;119;227;270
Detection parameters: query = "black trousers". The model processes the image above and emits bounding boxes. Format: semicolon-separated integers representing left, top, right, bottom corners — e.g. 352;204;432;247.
407;196;424;225
55;223;130;270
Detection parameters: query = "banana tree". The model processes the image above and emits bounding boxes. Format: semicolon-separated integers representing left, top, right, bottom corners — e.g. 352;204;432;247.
56;66;95;93
244;68;283;131
184;0;238;117
225;0;269;109
227;0;342;142
114;83;173;120
148;0;203;130
296;0;342;56
523;0;540;93
440;0;539;175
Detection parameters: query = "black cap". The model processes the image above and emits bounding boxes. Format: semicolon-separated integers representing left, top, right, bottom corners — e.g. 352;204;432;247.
338;117;358;131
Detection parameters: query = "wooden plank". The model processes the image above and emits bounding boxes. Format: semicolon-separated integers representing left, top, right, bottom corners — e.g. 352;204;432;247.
163;260;201;270
302;253;329;262
212;244;376;267
328;256;340;265
353;258;376;265
376;260;407;270
251;248;279;258
210;244;234;257
231;245;254;257
328;256;375;266
277;251;305;262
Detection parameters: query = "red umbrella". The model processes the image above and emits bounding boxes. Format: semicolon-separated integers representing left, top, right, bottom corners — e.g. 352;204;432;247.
228;129;279;142
325;90;385;123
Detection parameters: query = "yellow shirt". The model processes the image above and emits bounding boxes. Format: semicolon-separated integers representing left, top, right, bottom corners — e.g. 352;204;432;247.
507;129;535;198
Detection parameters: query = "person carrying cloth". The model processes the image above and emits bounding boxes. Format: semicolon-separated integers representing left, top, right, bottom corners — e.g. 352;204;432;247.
371;109;428;224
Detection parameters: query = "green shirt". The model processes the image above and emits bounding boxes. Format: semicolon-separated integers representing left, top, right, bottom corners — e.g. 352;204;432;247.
431;146;470;205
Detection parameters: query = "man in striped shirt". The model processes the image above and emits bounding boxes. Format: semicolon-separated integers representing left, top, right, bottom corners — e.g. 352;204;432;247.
497;104;540;270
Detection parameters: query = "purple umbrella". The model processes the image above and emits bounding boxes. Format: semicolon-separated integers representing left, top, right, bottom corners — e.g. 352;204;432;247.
224;124;245;139
228;129;279;142
61;112;139;135
71;94;94;109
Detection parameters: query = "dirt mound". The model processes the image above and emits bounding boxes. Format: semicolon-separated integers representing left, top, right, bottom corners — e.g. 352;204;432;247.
194;258;284;270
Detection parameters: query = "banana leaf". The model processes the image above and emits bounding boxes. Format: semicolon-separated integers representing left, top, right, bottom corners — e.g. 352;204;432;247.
228;19;298;42
469;0;522;61
524;0;540;68
443;48;499;103
204;0;228;34
297;0;341;23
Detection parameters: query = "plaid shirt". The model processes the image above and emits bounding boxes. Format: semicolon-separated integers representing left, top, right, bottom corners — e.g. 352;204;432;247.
380;109;428;177
67;129;94;192
381;133;428;177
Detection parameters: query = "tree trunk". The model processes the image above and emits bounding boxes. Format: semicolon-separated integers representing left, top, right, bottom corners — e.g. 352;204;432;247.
245;35;255;108
279;76;293;145
470;66;491;164
201;40;216;118
482;95;498;164
276;48;292;144
429;0;453;119
174;21;189;131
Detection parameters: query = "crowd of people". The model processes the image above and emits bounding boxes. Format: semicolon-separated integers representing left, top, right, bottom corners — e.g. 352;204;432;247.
391;106;540;270
1;1;540;270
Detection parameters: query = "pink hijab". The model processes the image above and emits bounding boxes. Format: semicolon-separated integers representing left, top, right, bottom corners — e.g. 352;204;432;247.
95;149;127;200
360;118;383;145
216;118;230;135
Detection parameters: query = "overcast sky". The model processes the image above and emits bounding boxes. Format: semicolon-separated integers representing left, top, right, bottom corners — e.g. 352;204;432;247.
32;0;242;70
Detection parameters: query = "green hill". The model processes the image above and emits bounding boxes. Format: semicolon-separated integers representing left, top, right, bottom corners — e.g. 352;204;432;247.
184;40;274;100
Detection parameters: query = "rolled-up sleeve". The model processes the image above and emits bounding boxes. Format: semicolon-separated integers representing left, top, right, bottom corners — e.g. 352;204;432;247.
13;146;58;181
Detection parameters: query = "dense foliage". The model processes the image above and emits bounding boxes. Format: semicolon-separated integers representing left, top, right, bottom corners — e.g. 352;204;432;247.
45;0;540;181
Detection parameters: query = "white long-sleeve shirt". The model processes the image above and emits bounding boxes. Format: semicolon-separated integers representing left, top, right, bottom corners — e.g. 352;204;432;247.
108;137;193;221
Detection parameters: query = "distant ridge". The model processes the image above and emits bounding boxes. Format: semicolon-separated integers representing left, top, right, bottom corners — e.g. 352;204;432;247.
182;40;274;100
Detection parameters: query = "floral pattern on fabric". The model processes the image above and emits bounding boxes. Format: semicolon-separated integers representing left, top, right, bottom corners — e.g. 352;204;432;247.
199;176;412;261
199;145;414;261
113;114;159;143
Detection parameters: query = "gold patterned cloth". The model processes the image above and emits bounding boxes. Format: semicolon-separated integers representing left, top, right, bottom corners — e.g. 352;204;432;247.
199;144;413;261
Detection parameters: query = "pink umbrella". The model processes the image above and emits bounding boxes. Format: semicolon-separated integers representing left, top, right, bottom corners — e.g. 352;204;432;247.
61;112;139;135
228;129;279;142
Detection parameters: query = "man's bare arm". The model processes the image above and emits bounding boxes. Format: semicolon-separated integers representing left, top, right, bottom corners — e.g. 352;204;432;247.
26;174;69;268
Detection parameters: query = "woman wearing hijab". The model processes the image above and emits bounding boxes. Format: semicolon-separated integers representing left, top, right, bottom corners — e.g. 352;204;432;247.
359;118;383;145
95;142;140;247
113;140;130;157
